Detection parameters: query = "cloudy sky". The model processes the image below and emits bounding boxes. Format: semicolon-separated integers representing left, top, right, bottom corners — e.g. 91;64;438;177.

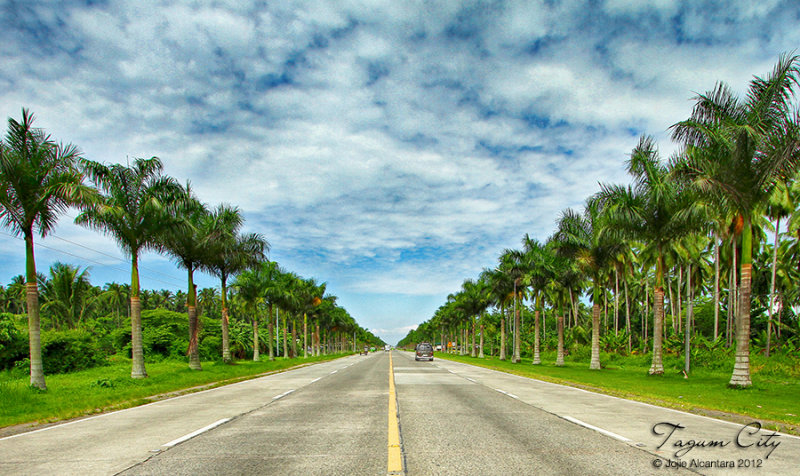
1;1;798;344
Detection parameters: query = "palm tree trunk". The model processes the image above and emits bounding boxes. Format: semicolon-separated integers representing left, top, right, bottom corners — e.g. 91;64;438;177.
23;230;47;390
650;255;665;375
479;318;485;358
292;319;297;357
590;299;601;370
533;304;541;365
303;313;308;358
684;263;693;375
315;322;320;356
713;231;720;341
252;318;260;361
130;254;147;379
767;217;780;357
499;304;506;360
267;303;277;361
730;218;753;387
556;305;565;367
624;275;631;354
470;316;476;357
513;288;521;363
221;277;232;364
282;313;288;359
614;268;619;335
187;269;202;371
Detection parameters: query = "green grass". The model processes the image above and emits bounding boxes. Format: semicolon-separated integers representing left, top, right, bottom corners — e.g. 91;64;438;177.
432;351;800;435
0;353;348;429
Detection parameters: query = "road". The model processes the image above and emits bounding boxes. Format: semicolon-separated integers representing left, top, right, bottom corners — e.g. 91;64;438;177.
1;351;797;475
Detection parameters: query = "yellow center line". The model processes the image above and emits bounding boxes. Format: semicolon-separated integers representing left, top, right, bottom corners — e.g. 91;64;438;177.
387;352;404;475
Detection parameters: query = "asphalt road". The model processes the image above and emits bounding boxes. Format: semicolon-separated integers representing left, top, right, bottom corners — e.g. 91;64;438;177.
1;351;797;475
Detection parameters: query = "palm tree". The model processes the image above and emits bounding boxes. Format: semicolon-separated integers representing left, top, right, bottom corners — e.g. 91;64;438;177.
0;109;94;389
200;204;267;363
78;156;181;379
498;250;526;363
41;262;95;329
233;268;266;361
554;201;621;370
671;54;800;386
518;235;555;365
160;183;209;371
594;136;702;374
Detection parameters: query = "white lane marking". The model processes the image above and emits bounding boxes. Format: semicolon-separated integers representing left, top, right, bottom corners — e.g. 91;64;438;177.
507;393;519;399
330;370;338;374
162;418;231;447
495;388;508;394
311;377;321;383
563;415;630;442
465;377;476;383
272;389;295;400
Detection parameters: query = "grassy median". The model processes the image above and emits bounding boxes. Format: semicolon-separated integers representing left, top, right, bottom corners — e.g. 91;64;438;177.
0;353;349;430
431;350;800;435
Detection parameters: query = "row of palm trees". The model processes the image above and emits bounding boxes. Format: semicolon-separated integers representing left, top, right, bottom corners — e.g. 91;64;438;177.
401;53;800;388
0;109;376;390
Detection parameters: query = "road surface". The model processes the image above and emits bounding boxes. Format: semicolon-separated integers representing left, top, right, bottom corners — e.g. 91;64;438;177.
1;351;797;475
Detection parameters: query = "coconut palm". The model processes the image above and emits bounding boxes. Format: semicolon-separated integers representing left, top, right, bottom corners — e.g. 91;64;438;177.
79;156;180;379
671;53;800;386
0;109;95;389
199;204;267;363
40;262;95;329
594;136;703;374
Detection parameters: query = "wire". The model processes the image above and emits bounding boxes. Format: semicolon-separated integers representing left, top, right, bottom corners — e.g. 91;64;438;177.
0;230;185;288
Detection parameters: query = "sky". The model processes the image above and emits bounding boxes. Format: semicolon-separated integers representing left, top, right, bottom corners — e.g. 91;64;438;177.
1;0;799;345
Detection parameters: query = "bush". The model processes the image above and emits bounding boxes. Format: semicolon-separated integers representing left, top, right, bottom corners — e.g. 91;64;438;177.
41;329;108;374
0;313;28;371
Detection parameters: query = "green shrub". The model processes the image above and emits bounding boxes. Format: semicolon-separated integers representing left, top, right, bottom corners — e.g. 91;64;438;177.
0;313;28;371
41;329;108;374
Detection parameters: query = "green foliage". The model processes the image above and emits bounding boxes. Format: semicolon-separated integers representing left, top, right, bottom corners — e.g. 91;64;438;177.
0;313;27;371
41;330;107;374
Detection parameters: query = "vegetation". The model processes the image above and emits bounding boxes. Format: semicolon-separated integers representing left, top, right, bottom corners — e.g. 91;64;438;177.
399;54;800;391
0;108;385;401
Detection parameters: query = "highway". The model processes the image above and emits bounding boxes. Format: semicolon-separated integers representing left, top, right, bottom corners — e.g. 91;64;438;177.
1;351;797;475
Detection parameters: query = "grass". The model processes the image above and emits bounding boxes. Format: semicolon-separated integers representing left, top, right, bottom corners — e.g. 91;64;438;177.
0;353;348;430
431;350;800;435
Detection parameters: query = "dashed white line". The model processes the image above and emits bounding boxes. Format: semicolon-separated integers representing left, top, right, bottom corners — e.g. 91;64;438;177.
563;416;631;442
162;418;231;447
465;377;476;383
311;377;321;383
330;370;338;374
272;389;295;400
495;388;508;394
507;393;519;399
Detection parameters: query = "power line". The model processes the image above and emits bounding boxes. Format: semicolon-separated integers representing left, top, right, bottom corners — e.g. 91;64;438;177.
0;231;185;288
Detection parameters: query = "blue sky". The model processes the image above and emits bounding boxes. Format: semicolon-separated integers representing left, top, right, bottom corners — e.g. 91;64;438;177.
1;0;799;344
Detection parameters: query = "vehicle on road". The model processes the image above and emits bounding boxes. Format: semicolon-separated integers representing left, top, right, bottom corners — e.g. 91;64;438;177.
361;346;369;355
415;342;434;361
384;345;391;352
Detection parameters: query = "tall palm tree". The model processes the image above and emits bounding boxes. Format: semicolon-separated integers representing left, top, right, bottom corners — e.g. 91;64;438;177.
554;201;621;370
200;204;267;363
160;183;209;371
671;53;800;386
78;156;181;379
594;135;702;374
233;268;266;361
0;109;94;389
498;250;526;363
